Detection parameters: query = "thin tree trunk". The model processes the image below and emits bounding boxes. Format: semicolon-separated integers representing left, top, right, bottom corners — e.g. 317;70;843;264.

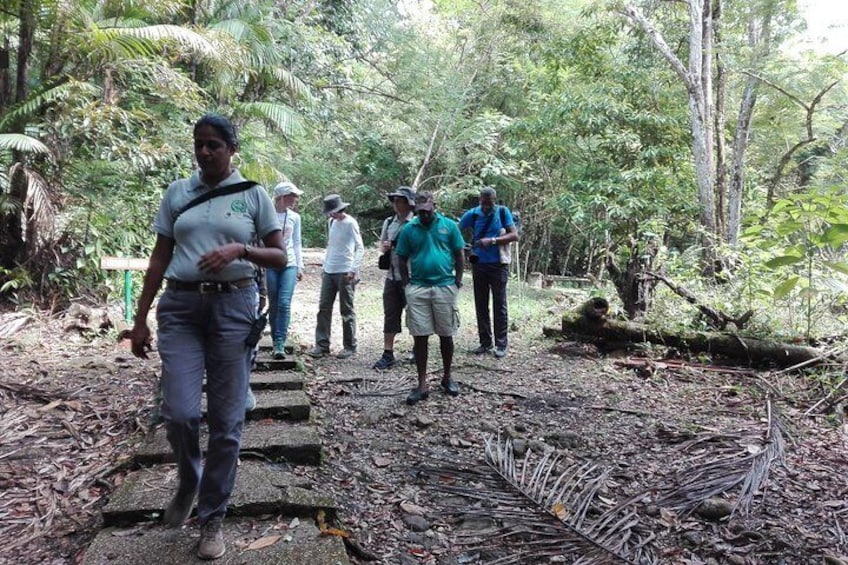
0;35;9;112
1;0;35;268
621;1;717;249
713;0;727;238
411;121;441;190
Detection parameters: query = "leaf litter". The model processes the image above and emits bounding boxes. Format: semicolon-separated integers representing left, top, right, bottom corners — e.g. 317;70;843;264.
1;249;848;563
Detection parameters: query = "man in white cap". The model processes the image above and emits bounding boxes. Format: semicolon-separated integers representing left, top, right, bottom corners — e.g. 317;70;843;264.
307;194;364;359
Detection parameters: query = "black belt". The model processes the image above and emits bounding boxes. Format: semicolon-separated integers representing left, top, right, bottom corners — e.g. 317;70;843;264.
166;279;253;293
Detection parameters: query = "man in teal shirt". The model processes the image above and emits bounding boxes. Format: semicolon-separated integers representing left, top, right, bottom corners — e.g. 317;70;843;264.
395;191;465;405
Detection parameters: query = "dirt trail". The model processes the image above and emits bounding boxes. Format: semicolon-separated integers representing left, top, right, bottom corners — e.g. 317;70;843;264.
0;246;846;564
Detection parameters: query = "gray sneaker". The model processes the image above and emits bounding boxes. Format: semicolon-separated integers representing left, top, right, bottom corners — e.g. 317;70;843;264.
198;517;226;560
494;348;507;358
306;346;329;358
336;348;356;359
162;487;196;527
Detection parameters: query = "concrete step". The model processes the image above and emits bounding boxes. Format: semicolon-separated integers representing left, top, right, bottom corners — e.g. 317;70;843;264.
82;518;350;564
257;337;297;353
102;460;338;527
249;372;304;391
135;422;322;467
253;358;300;371
203;390;310;422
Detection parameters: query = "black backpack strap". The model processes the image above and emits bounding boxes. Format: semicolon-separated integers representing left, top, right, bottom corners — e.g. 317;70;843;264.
174;181;258;221
474;210;496;242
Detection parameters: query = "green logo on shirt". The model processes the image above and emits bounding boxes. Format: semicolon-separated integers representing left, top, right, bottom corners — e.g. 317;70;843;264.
231;200;247;213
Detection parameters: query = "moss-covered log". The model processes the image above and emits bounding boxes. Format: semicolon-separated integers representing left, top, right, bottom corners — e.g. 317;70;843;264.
560;311;822;368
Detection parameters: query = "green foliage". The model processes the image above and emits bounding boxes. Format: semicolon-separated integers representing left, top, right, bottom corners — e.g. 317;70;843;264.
742;187;848;339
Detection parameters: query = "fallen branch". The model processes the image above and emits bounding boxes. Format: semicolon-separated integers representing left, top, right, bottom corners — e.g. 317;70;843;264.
458;381;528;399
647;271;753;330
585;404;660;418
804;376;848;417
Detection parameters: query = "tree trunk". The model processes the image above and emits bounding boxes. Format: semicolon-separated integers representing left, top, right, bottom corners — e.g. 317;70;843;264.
713;0;727;238
558;311;822;369
605;241;658;320
727;12;772;245
620;2;717;249
0;0;36;269
0;35;9;112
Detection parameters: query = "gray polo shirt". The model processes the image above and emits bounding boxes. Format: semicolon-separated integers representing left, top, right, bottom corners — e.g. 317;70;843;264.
154;169;280;282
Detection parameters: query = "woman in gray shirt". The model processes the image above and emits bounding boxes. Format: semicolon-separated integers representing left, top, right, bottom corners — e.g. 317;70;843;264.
129;114;285;560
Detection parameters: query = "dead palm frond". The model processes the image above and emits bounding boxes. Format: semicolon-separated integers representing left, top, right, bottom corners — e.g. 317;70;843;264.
13;163;56;253
414;435;657;564
350;374;411;397
652;400;787;517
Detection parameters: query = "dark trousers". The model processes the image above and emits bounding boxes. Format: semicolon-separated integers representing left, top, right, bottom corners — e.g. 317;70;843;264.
471;262;509;350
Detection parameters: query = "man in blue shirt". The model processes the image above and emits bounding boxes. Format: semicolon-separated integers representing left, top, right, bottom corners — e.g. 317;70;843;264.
395;191;465;405
459;187;519;358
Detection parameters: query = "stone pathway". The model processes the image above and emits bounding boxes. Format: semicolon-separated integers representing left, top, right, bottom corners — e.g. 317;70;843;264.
82;340;350;564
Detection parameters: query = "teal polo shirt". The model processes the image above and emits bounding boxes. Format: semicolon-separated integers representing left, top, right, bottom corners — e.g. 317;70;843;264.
395;212;465;287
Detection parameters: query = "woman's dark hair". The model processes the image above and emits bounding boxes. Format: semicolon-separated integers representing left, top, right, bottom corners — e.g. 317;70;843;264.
194;113;238;149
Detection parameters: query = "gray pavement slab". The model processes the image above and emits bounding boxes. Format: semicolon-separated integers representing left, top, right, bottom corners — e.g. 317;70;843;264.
202;390;310;421
135;422;322;466
82;518;349;565
102;461;337;527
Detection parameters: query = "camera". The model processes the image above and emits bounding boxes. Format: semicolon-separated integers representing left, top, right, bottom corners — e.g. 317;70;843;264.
464;244;478;264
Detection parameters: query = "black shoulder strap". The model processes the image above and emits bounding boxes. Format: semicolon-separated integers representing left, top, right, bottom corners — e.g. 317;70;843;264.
474;209;496;242
387;216;404;244
499;205;506;227
174;181;258;221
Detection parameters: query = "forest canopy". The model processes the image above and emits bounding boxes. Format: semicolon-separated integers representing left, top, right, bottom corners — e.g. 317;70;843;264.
2;0;847;340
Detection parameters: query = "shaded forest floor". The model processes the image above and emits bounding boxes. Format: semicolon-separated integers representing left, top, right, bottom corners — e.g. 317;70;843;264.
1;247;847;564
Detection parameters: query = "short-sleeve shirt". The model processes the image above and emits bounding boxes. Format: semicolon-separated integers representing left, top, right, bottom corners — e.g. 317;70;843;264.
381;212;413;282
154;169;280;282
459;205;515;264
395;212;465;287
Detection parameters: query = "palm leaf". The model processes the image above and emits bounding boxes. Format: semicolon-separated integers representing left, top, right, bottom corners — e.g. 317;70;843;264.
233;101;303;137
652;400;787;517
413;435;657;564
0;81;100;131
0;134;50;154
269;67;315;106
13;163;55;248
351;374;412;397
99;24;217;58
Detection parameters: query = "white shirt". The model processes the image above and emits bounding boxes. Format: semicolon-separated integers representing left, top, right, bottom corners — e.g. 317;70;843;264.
323;214;364;274
276;208;304;273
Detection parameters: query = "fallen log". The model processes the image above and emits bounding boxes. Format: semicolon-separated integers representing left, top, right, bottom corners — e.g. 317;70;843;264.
559;307;824;369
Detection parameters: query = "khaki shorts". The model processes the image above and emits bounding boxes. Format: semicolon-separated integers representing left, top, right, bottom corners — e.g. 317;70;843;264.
405;284;460;337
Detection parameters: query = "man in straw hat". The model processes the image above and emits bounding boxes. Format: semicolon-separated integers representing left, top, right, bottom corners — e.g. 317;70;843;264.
307;194;364;359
